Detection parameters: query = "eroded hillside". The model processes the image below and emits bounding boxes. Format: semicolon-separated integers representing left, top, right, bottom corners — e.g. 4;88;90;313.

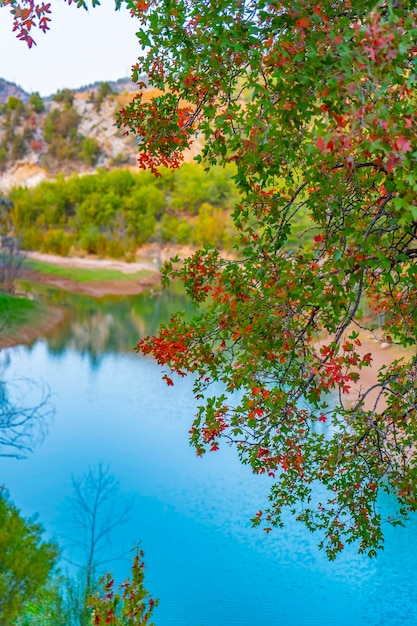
0;77;200;192
0;78;142;192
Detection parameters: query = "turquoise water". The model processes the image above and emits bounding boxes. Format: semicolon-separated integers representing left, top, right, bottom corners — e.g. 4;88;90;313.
1;289;417;625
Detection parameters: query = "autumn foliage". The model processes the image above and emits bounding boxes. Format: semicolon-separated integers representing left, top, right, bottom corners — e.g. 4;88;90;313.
89;548;158;625
7;0;417;558
135;0;417;558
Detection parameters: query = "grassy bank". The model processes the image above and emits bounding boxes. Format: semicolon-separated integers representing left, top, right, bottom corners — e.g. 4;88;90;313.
0;292;44;338
25;259;151;283
0;293;42;330
0;292;66;350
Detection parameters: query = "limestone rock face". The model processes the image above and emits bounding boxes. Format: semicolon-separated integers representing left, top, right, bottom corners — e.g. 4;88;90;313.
0;76;202;193
0;77;142;193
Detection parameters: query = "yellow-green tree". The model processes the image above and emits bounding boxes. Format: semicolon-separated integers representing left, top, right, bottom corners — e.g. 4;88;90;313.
0;491;59;623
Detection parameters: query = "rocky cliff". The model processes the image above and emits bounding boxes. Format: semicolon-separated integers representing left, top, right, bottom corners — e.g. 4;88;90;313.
0;77;147;193
0;79;31;105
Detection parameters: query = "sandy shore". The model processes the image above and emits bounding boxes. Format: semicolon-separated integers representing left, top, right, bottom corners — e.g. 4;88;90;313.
21;250;162;297
21;245;209;296
315;332;413;412
25;250;160;274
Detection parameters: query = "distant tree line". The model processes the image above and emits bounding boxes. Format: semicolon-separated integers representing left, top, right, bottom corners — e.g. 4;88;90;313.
7;164;240;258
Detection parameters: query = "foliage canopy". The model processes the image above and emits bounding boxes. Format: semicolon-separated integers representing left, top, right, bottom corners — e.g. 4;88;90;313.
5;0;417;558
0;491;59;623
135;0;417;558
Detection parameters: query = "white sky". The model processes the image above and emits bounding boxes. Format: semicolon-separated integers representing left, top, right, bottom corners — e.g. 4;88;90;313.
0;2;142;97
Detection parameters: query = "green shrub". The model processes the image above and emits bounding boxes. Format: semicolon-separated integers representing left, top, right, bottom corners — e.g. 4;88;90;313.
78;226;104;255
44;108;80;142
10;133;26;160
41;229;74;256
175;220;193;245
79;136;101;166
94;81;115;111
7;165;241;255
29;92;45;114
0;145;8;171
52;89;74;108
20;226;44;251
5;96;25;114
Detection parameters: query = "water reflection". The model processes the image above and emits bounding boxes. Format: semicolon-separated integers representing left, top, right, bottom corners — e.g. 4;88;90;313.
65;464;132;599
0;351;53;459
18;281;195;363
2;284;417;625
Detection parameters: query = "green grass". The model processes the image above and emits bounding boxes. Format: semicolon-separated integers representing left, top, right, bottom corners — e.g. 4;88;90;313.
0;293;43;335
25;259;151;283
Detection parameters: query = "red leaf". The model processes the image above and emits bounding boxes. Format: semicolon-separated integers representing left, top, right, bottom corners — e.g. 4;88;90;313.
296;17;310;29
394;136;412;153
316;136;326;153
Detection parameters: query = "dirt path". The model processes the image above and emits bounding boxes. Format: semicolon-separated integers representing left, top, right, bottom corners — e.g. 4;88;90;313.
25;251;160;274
22;251;161;297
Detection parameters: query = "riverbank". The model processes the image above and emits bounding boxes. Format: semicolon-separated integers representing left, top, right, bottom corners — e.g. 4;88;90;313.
0;299;66;350
21;250;162;297
2;251;413;410
0;248;166;349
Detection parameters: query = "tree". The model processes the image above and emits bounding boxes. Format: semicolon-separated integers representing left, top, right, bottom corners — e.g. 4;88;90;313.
6;0;417;558
14;576;70;626
0;234;24;295
65;464;131;625
0;1;127;49
0;490;59;623
93;81;115;112
29;92;45;114
80;137;101;166
53;89;75;109
130;0;417;559
11;466;132;626
5;96;25;116
89;547;158;626
0;197;23;295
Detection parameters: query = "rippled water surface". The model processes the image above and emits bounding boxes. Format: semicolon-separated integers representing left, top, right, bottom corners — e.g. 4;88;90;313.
1;288;417;625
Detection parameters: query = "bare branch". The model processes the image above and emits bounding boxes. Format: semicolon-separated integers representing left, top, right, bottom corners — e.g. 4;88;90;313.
0;355;54;459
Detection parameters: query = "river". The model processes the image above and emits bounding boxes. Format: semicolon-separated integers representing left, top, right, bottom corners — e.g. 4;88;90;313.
1;285;417;625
